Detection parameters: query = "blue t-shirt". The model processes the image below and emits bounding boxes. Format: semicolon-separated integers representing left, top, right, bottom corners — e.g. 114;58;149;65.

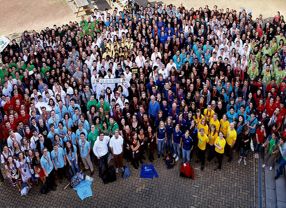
182;135;193;151
64;132;77;146
74;180;93;200
40;152;54;174
157;128;166;140
51;147;65;169
78;139;90;158
226;111;237;123
166;125;173;139
65;145;77;162
173;130;182;144
247;117;258;134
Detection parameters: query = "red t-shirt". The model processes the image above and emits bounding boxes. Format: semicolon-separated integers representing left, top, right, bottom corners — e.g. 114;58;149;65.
265;102;276;116
256;129;265;143
18;114;30;125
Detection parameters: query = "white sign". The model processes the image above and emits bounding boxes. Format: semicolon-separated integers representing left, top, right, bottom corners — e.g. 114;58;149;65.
0;36;10;53
98;78;123;84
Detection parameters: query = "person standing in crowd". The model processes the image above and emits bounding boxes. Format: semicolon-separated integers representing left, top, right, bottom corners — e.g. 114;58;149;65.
78;133;94;175
51;144;66;182
262;133;279;171
197;128;209;171
173;124;182;162
247;112;258;155
65;141;79;176
109;130;124;173
40;148;56;192
225;123;237;162
5;156;21;192
207;124;218;162
157;121;166;158
146;126;156;162
214;132;226;170
238;126;251;165
148;95;160;126
130;132;140;169
32;151;46;184
93;132;110;177
16;152;32;188
182;130;194;163
275;138;286;179
255;124;266;159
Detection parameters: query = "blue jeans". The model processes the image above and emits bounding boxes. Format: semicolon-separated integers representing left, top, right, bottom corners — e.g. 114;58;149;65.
70;159;79;176
182;149;190;163
165;136;172;153
173;143;180;158
276;157;286;178
255;143;265;159
157;139;165;156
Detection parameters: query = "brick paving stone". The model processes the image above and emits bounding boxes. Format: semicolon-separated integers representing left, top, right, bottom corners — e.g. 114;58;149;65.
0;153;256;208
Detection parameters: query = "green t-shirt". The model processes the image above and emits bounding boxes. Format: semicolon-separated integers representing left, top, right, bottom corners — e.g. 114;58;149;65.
87;129;99;148
41;66;50;75
87;100;98;111
27;64;35;71
108;122;119;134
96;102;110;113
268;138;276;154
0;69;7;82
8;63;18;70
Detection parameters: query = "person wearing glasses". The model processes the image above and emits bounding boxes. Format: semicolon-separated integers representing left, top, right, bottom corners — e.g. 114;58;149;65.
40;148;56;192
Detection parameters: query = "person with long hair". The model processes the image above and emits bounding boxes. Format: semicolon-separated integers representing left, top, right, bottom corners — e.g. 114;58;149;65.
238;126;251;165
197;128;209;171
172;124;182;161
65;141;79;176
130;132;140;169
32;150;46;184
146;126;156;162
225;122;237;162
5;156;21;192
182;130;194;163
214;132;226;170
40;148;56;192
157;121;166;158
207;124;218;161
16;152;32;188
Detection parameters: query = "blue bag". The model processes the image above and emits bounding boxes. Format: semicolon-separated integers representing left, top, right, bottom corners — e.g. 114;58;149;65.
122;166;131;179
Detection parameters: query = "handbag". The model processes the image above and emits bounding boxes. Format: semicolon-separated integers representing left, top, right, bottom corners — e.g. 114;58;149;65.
122;166;131;179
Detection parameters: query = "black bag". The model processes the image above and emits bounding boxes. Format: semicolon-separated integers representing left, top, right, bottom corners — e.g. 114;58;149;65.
102;166;117;184
40;183;48;194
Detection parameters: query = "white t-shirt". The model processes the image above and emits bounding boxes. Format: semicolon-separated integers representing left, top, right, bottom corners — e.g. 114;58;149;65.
109;135;124;155
93;136;110;158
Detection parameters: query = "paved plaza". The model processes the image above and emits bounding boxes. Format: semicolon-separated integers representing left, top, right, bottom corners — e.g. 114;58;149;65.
0;154;256;208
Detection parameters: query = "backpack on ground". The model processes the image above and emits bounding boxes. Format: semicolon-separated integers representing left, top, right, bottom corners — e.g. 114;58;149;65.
70;172;85;188
40;183;48;194
180;162;194;179
102;166;116;184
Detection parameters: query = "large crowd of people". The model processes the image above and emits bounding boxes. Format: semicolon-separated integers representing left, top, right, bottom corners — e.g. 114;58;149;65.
0;3;286;195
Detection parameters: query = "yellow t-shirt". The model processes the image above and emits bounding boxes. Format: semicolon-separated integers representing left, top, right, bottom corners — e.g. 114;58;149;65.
214;137;226;154
203;109;215;122
208;131;218;146
193;115;205;125
226;128;237;146
197;123;209;136
209;118;220;132
220;119;230;137
197;133;209;151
